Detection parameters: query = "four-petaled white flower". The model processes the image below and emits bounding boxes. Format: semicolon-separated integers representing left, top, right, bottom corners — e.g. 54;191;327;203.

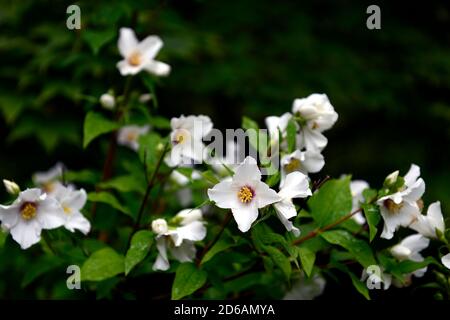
390;234;430;278
117;27;170;76
377;164;425;239
117;125;150;152
274;172;311;236
152;209;206;271
292;94;338;151
410;201;445;239
207;156;281;232
280;149;324;184
52;184;91;235
350;180;369;225
33;163;65;194
0;189;65;249
168;115;213;166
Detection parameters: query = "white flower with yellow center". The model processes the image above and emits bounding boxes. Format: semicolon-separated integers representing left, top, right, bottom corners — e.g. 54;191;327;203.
0;189;65;249
117;28;170;76
52;184;90;235
409;201;445;239
280;149;324;184
117;125;150;152
292;94;338;151
152;209;206;271
390;234;430;278
377;164;425;240
350;180;369;225
274;172;311;236
33;163;64;194
168;115;213;166
207;156;281;232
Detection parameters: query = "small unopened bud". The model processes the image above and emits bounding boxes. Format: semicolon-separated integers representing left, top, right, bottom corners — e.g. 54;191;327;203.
100;93;115;110
3;179;20;195
385;170;399;185
151;218;168;235
139;93;153;103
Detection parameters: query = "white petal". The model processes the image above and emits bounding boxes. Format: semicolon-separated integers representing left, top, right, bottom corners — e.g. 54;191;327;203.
143;60;171;76
137;35;163;60
176;209;203;225
116;60;144;76
274;200;297;219
65;212;91;235
118;28;138;57
170;241;196;262
66;189;87;211
153;237;170;271
231;205;259;232
37;198;65;230
279;171;311;200
10;219;42;250
427;201;445;233
441;253;450;269
302;150;325;173
207;180;240;209
233;156;261;183
254;181;281;208
352;212;366;225
274;206;300;235
19;188;43;202
400;234;429;256
404;164;420;188
172;221;206;246
0;204;20;229
297;128;328;151
403;178;425;201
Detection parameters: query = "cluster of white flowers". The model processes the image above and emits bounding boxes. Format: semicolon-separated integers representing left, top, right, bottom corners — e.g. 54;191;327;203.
0;164;91;249
151;209;206;271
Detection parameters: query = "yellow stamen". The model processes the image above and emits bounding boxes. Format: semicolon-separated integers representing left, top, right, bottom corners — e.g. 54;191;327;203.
128;51;142;66
284;158;301;173
126;131;138;142
238;186;254;203
384;199;404;214
21;202;37;220
63;206;72;215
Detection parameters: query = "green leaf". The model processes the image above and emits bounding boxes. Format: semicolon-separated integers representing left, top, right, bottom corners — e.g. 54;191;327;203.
0;229;7;247
362;203;381;242
83;111;119;148
201;237;236;265
83;29;116;55
22;256;64;288
99;175;146;193
286;117;297;152
125;230;154;275
65;169;100;185
242;116;259;131
171;263;207;300
308;177;352;227
88;191;132;217
138;132;164;172
362;188;378;203
321;230;376;268
264;245;292;280
349;272;371;300
389;257;438;277
148;116;170;129
298;247;316;277
81;247;124;282
266;171;281;187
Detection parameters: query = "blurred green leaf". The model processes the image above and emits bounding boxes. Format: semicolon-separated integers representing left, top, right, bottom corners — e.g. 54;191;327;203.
81;247;124;282
125;230;154;275
87;191;132;217
83;29;116;55
83;111;119;148
172;263;207;300
362;203;381;242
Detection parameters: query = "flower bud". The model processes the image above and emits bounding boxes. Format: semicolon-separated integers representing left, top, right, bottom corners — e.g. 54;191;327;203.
3;179;20;195
139;93;152;103
176;209;203;225
390;245;411;260
385;170;399;185
100;93;115;110
151;218;168;235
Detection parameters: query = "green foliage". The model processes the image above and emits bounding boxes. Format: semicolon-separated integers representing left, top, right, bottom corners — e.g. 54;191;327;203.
125;230;154;275
171;263;207;300
87;191;133;218
286;118;297;153
81;247;125;282
362;203;381;242
297;246;316;277
83;111;119;148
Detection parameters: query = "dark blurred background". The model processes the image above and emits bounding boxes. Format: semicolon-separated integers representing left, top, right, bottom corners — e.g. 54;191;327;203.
0;0;449;213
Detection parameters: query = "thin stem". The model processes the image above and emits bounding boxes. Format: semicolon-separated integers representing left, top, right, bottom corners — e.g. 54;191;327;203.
42;232;57;255
196;211;232;266
292;207;363;246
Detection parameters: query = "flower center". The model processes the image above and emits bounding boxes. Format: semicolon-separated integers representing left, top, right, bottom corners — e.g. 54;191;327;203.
20;202;37;220
63;206;72;215
126;131;138;142
172;129;190;145
284;158;301;173
384;199;404;214
237;186;254;203
128;51;142;66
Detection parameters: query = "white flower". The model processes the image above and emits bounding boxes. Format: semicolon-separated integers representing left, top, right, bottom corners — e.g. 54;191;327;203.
350;180;369;225
377;164;425;239
265;112;293;143
117;125;150;151
52;184;90;235
441;253;450;269
0;189;65;249
3;179;20;195
207;156;281;232
152;210;206;271
99;93;115;110
169;115;213;166
273;172;311;236
292;94;338;151
283;273;326;300
280;149;324;184
390;234;430;278
33;163;64;193
410;201;445;239
117;27;170;76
